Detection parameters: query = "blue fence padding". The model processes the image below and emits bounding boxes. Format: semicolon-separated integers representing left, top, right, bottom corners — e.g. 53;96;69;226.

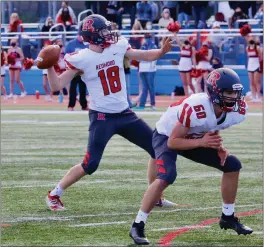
2;68;251;96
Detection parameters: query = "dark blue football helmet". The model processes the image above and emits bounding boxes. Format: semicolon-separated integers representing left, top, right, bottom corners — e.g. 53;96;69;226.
79;14;118;48
206;68;244;112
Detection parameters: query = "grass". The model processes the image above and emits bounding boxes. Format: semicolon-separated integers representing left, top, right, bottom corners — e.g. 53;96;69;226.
1;109;263;246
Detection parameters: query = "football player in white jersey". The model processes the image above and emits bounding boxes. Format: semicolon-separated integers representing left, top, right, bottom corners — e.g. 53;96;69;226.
130;68;253;245
45;14;176;211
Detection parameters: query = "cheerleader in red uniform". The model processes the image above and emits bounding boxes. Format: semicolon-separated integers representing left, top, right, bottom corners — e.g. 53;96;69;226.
246;37;262;102
173;34;196;95
1;49;8;100
7;38;26;98
195;42;213;93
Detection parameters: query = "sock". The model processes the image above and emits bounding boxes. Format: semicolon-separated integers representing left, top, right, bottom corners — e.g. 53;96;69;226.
135;210;149;224
50;184;64;197
222;203;235;217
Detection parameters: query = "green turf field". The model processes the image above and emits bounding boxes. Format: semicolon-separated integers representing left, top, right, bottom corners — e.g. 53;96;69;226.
1;110;263;246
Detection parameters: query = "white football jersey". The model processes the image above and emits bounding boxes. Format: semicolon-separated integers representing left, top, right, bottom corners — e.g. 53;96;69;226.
64;37;131;113
156;93;247;138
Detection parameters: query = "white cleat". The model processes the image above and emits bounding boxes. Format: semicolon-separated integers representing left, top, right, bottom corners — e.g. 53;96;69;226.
46;191;65;211
155;199;177;208
8;93;13;98
20;91;27;97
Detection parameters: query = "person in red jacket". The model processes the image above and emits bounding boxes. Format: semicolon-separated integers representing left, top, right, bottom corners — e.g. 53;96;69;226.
9;13;24;33
56;7;73;31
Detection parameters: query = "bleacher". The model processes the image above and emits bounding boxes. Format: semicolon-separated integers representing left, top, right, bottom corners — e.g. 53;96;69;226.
1;17;263;67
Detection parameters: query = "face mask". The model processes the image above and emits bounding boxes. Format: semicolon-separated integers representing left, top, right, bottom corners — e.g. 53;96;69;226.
164;13;169;18
11;42;16;47
249;40;255;45
184;41;190;45
59;45;63;48
48;22;53;26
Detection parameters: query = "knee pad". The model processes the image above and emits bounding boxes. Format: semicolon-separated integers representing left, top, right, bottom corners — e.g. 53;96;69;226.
81;153;100;175
223;155;242;173
157;165;177;185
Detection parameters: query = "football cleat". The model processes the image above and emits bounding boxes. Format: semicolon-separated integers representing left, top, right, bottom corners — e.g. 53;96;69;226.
46;191;65;211
155;199;177;207
219;216;253;235
129;221;150;245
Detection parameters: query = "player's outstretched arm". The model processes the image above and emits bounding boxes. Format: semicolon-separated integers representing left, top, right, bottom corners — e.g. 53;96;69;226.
47;67;79;92
125;37;175;61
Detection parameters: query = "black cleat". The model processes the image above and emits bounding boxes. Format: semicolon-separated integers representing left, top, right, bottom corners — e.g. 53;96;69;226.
219;216;253;235
129;221;150;245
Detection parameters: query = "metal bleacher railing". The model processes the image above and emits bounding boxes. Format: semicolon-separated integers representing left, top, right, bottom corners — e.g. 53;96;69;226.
1;17;263;68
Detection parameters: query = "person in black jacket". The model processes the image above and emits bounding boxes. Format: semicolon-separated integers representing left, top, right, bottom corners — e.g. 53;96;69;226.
191;1;209;28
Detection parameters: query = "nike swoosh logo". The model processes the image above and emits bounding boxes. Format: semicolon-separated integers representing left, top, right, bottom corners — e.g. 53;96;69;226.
223;207;229;209
113;53;117;55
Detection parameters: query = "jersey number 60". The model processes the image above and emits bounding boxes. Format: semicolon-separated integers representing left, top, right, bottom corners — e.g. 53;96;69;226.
98;66;121;96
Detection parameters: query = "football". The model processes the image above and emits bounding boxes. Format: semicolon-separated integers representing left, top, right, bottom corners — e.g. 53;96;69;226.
36;45;61;69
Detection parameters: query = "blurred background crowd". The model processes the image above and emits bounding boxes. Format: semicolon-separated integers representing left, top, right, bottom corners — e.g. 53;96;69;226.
1;1;263;108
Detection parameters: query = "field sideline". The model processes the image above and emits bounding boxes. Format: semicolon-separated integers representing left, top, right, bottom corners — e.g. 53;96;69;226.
1;97;263;246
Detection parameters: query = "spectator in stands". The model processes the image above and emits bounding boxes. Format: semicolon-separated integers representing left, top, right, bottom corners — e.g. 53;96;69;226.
1;49;8;100
41;16;54;32
245;37;262;102
177;1;192;28
65;35;88;111
41;17;55;47
56;1;77;24
254;4;263;24
42;41;53;102
106;1;123;24
116;1;137;29
191;2;209;28
229;7;248;28
7;38;26;98
145;21;159;48
9;13;24;33
208;21;225;58
149;1;159;23
173;34;196;95
229;1;257;18
135;33;158;111
162;1;177;21
129;20;144;49
56;6;74;31
136;1;153;29
158;8;174;29
196;42;213;93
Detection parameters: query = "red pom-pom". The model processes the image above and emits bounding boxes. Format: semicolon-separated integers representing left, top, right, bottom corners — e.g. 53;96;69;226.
167;21;181;33
23;58;34;70
131;60;139;68
240;24;251;37
7;53;16;65
191;68;202;78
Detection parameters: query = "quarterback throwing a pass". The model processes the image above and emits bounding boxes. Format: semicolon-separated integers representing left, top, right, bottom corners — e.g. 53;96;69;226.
45;14;175;210
130;68;253;245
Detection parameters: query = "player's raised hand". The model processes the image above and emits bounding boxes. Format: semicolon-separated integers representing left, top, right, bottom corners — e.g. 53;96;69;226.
161;37;176;55
200;131;222;149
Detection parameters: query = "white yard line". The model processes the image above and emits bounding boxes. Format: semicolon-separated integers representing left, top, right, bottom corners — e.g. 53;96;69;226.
3;204;262;224
70;221;127;227
1;110;262;116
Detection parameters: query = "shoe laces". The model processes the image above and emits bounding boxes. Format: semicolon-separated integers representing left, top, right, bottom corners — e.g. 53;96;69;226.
49;195;64;207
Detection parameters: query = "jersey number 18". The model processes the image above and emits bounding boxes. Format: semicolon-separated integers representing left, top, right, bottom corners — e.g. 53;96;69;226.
98;66;122;96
